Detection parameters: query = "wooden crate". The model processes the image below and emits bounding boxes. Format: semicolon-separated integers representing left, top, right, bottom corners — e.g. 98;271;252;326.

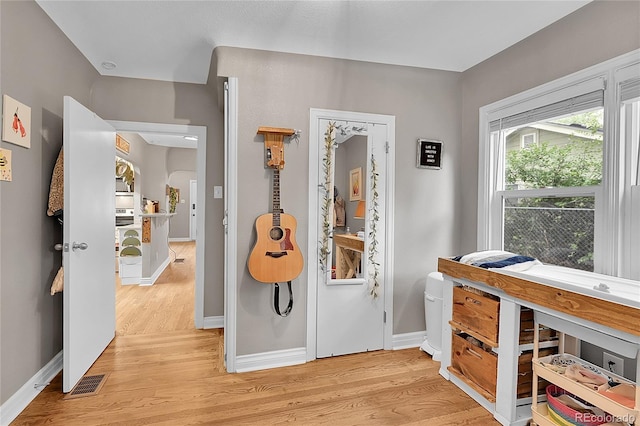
516;347;557;398
451;332;558;400
452;286;500;344
451;289;556;347
451;332;498;398
519;308;557;344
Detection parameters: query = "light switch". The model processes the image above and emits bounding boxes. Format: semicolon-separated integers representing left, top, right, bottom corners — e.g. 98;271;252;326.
214;186;223;199
180;199;185;204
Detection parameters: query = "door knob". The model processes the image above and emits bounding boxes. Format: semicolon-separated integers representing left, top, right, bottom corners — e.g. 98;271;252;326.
72;242;88;251
54;243;63;251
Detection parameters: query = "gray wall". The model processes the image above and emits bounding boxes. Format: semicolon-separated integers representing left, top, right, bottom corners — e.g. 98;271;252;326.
139;144;169;207
581;341;637;382
167;148;197;238
215;47;462;354
167;147;197;176
0;0;99;405
168;170;197;239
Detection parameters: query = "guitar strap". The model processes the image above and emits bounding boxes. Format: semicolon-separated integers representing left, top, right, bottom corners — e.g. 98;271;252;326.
273;281;293;317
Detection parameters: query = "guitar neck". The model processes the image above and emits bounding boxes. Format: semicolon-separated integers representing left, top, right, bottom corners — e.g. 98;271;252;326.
272;168;281;226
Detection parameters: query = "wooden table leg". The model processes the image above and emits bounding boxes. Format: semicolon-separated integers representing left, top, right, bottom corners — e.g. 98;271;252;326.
336;246;345;279
336;246;358;279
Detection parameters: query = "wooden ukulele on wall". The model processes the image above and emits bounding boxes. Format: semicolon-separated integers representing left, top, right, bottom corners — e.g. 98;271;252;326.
248;127;304;286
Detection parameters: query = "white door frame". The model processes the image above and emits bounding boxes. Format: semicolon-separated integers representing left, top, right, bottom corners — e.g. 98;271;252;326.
223;78;239;372
108;120;207;329
189;179;197;241
307;109;395;361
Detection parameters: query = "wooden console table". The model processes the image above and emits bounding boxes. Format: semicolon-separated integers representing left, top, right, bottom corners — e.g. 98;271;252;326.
437;257;640;426
333;234;364;279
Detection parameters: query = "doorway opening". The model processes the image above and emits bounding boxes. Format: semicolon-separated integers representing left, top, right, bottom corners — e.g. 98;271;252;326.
108;120;207;330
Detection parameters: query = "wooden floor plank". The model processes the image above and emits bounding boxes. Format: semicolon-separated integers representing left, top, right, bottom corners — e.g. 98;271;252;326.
12;242;499;425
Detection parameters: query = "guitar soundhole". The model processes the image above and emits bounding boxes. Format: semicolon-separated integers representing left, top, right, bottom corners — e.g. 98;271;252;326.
269;226;284;241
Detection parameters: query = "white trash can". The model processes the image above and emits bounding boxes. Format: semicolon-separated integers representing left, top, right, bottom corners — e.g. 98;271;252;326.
420;271;443;361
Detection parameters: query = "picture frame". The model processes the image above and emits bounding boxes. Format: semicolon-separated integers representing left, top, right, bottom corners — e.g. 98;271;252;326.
116;134;130;154
2;95;31;149
0;148;12;181
416;138;443;169
349;167;362;201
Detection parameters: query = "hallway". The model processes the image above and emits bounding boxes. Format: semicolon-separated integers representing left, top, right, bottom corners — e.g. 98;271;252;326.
116;241;195;336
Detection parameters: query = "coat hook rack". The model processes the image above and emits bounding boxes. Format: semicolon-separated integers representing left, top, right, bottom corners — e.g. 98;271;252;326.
257;126;296;169
290;129;302;144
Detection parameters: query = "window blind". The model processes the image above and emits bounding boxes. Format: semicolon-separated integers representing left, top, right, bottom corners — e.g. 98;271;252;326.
489;90;604;132
620;78;640;103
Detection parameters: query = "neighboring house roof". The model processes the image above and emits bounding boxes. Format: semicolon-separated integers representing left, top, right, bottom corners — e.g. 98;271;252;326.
527;122;603;141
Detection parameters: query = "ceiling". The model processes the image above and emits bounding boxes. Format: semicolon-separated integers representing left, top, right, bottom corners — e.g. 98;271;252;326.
36;0;591;85
119;132;199;150
36;1;591;149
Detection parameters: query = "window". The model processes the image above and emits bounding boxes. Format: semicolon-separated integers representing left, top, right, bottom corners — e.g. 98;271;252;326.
619;72;640;280
493;98;603;271
478;51;640;276
520;132;537;148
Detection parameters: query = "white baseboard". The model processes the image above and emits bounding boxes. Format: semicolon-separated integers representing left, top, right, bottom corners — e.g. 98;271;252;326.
203;316;223;329
235;347;307;373
139;256;170;286
232;333;425;373
0;351;62;426
392;331;426;350
168;237;192;242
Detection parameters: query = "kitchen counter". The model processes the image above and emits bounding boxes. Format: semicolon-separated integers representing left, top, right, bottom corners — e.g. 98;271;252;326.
140;213;176;218
135;214;172;285
116;223;142;229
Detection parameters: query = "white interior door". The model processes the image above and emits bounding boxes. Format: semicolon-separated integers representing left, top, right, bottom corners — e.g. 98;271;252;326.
189;179;197;240
316;120;388;358
63;96;116;392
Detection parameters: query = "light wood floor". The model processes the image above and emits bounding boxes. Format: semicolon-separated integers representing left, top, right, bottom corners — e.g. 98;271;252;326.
12;241;499;425
116;241;195;336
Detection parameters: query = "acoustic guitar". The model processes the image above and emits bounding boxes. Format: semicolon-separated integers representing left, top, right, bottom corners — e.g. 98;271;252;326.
248;164;304;284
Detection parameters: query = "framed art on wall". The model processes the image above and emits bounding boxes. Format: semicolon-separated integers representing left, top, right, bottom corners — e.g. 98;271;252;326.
349;167;362;201
2;95;31;149
116;134;130;154
0;148;12;181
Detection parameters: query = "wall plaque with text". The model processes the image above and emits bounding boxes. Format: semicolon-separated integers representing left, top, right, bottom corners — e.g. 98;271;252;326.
416;139;442;169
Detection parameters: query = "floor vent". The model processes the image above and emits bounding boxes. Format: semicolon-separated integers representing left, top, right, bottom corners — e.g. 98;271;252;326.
65;373;108;399
174;258;185;263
